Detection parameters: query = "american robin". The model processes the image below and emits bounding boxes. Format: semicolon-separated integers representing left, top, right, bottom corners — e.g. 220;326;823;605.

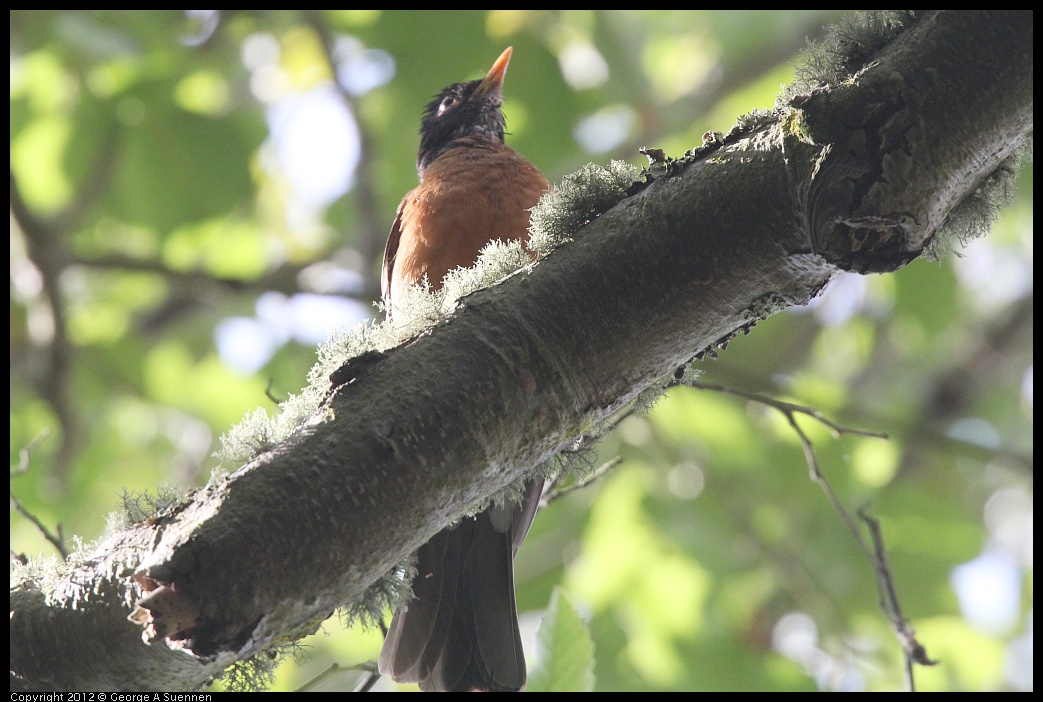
377;48;549;692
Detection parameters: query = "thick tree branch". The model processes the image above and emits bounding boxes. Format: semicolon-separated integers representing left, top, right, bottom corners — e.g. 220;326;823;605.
9;11;1032;691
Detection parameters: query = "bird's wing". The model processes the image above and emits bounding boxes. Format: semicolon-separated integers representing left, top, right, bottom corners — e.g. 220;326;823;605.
381;202;405;306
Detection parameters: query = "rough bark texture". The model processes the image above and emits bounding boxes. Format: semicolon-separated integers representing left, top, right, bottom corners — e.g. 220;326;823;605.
10;11;1032;692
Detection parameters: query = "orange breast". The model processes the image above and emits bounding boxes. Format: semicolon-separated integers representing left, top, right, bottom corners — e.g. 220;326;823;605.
390;139;549;306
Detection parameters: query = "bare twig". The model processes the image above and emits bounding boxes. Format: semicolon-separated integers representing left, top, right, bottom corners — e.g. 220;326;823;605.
687;380;889;440
858;507;938;691
10;429;67;559
690;379;936;688
10;494;68;560
12;428;51;476
295;660;381;692
295;662;345;692
542;456;624;506
352;665;382;693
264;378;283;405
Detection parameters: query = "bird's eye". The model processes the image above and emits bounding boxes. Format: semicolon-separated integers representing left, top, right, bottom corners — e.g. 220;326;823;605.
436;96;458;116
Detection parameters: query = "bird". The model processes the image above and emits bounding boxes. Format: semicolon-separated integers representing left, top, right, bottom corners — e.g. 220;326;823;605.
377;47;549;692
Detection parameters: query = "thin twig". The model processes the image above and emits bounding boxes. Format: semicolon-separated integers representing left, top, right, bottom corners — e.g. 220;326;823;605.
295;660;382;692
10;429;68;559
688;380;889;440
691;379;936;688
10;495;67;560
352;665;382;693
858;506;938;692
264;378;283;405
542;456;624;506
13;428;51;476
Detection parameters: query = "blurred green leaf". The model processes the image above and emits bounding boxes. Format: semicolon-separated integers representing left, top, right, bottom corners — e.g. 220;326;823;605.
528;587;596;692
9;11;1031;692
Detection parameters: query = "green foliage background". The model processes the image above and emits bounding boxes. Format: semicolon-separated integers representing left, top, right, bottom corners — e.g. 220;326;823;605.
10;11;1032;692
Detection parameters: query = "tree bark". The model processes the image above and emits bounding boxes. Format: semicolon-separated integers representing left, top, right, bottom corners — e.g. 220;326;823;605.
10;10;1032;692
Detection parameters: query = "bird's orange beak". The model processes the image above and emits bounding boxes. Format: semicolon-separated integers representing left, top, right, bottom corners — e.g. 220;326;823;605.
474;47;512;98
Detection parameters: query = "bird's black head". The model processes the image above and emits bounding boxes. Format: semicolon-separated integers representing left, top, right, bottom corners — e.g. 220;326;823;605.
416;47;513;176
